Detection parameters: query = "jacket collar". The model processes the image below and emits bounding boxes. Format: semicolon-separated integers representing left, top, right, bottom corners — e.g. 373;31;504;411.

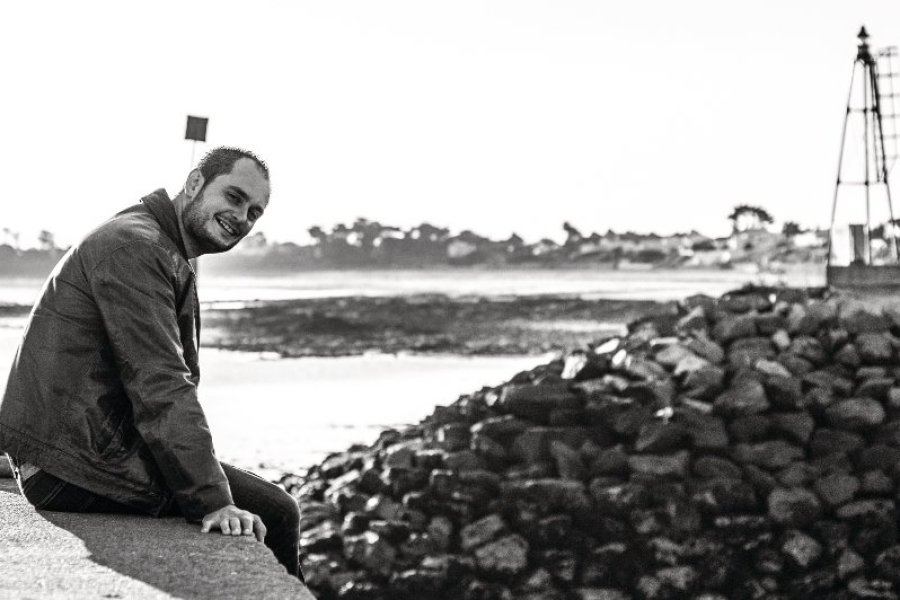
140;189;189;260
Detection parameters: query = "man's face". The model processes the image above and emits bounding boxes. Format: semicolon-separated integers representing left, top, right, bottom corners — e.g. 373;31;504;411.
182;158;270;255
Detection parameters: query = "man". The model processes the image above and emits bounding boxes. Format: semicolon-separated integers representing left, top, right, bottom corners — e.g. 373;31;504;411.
0;147;302;580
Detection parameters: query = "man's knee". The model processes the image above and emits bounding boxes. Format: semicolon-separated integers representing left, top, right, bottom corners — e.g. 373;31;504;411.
266;484;299;531
278;488;300;530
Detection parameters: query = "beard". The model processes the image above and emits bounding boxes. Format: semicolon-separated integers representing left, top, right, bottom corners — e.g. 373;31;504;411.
182;189;241;255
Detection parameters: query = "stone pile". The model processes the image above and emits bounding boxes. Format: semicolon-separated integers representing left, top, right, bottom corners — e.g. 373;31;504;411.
286;287;900;599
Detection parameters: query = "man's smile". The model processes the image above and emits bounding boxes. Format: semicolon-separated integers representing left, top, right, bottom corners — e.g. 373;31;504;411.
215;216;238;237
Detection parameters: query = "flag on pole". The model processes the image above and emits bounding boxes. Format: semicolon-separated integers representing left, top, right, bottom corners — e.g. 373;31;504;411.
185;116;208;142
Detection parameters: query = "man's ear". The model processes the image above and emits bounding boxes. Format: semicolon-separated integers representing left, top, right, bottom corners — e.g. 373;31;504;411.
184;169;206;199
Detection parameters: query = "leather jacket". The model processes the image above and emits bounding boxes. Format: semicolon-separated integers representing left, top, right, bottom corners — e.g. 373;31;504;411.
0;190;233;521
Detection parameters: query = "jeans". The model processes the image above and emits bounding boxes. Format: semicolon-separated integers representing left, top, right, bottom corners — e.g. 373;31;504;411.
15;461;302;581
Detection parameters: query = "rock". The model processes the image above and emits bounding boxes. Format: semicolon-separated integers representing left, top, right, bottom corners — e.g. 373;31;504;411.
634;422;690;453
841;309;890;334
438;449;481;472
756;313;787;336
539;549;578;583
729;415;771;442
382;446;417;471
365;495;406;522
336;580;386;600
826;398;887;430
857;333;895;365
426;516;453;551
713;379;770;418
763;376;805;410
778;353;815;376
572;589;632;600
343;532;397;577
790;301;837;335
855;444;900;472
734;440;804;470
436;423;471;451
562;352;590;379
768;487;823;527
693;479;758;514
684;335;726;364
474;534;530;575
693;455;743;480
713;314;757;343
682;366;726;400
293;293;900;598
770;412;815;444
673;354;712;378
460;514;507;551
550;440;586;480
471;433;508;466
498;382;583;422
814;473;860;507
729;337;776;370
860;469;895;495
299;519;343;553
875;545;900;584
676;411;729;449
654;344;697;368
677;306;708;333
835;344;862;369
836;499;896;522
846;577;898;599
389;569;444;597
755;359;793;379
589;445;630;477
655;565;698;593
464;580;514;600
777;462;821;487
809;428;865;457
772;329;792;351
838;549;866;579
789;336;828;366
856;377;895;400
511;427;590;465
628;451;690;479
503;479;592;512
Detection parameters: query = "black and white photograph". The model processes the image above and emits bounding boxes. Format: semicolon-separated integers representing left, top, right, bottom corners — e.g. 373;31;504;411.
2;2;900;598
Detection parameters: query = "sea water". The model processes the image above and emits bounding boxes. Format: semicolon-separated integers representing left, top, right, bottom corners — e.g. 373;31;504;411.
0;318;541;471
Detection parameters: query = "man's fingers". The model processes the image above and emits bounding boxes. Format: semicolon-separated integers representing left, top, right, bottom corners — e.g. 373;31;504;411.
200;519;212;534
240;515;254;536
254;515;267;542
220;518;231;535
229;517;242;536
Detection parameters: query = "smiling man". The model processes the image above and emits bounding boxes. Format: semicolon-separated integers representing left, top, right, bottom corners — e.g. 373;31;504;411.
0;147;303;580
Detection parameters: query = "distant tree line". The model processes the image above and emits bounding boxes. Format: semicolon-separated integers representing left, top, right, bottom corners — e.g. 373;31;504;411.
2;205;830;277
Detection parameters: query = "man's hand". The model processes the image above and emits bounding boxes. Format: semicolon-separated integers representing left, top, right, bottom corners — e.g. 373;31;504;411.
200;504;266;542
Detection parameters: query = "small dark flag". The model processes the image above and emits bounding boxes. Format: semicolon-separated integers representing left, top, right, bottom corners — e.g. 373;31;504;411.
185;116;209;142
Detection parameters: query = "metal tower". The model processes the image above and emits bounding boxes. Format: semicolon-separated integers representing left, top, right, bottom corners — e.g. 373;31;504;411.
827;27;900;288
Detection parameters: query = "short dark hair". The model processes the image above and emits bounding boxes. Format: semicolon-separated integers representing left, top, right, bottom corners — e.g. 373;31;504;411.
196;146;270;188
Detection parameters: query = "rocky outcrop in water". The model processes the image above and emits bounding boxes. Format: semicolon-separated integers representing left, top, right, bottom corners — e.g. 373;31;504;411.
286;287;900;599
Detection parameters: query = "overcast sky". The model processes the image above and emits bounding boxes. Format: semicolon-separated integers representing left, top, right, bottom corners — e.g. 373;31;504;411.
3;1;900;247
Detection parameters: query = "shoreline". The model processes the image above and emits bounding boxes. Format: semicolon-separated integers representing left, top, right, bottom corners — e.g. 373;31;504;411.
200;293;669;358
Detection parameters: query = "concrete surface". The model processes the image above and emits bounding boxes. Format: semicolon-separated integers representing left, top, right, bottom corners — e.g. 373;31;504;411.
0;479;316;599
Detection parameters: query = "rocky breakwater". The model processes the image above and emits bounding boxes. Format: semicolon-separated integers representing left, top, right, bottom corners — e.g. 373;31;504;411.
286;287;900;599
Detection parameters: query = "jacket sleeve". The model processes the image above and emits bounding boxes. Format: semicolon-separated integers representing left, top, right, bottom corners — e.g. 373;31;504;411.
89;241;233;521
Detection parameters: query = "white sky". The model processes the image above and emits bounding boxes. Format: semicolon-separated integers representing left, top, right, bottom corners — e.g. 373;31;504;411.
2;1;900;247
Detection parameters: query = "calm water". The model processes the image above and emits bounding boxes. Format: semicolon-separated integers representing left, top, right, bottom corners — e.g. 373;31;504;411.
0;267;825;470
0;318;542;470
0;266;825;308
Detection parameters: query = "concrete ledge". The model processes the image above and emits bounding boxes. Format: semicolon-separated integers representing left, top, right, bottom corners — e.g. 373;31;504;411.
0;479;315;599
